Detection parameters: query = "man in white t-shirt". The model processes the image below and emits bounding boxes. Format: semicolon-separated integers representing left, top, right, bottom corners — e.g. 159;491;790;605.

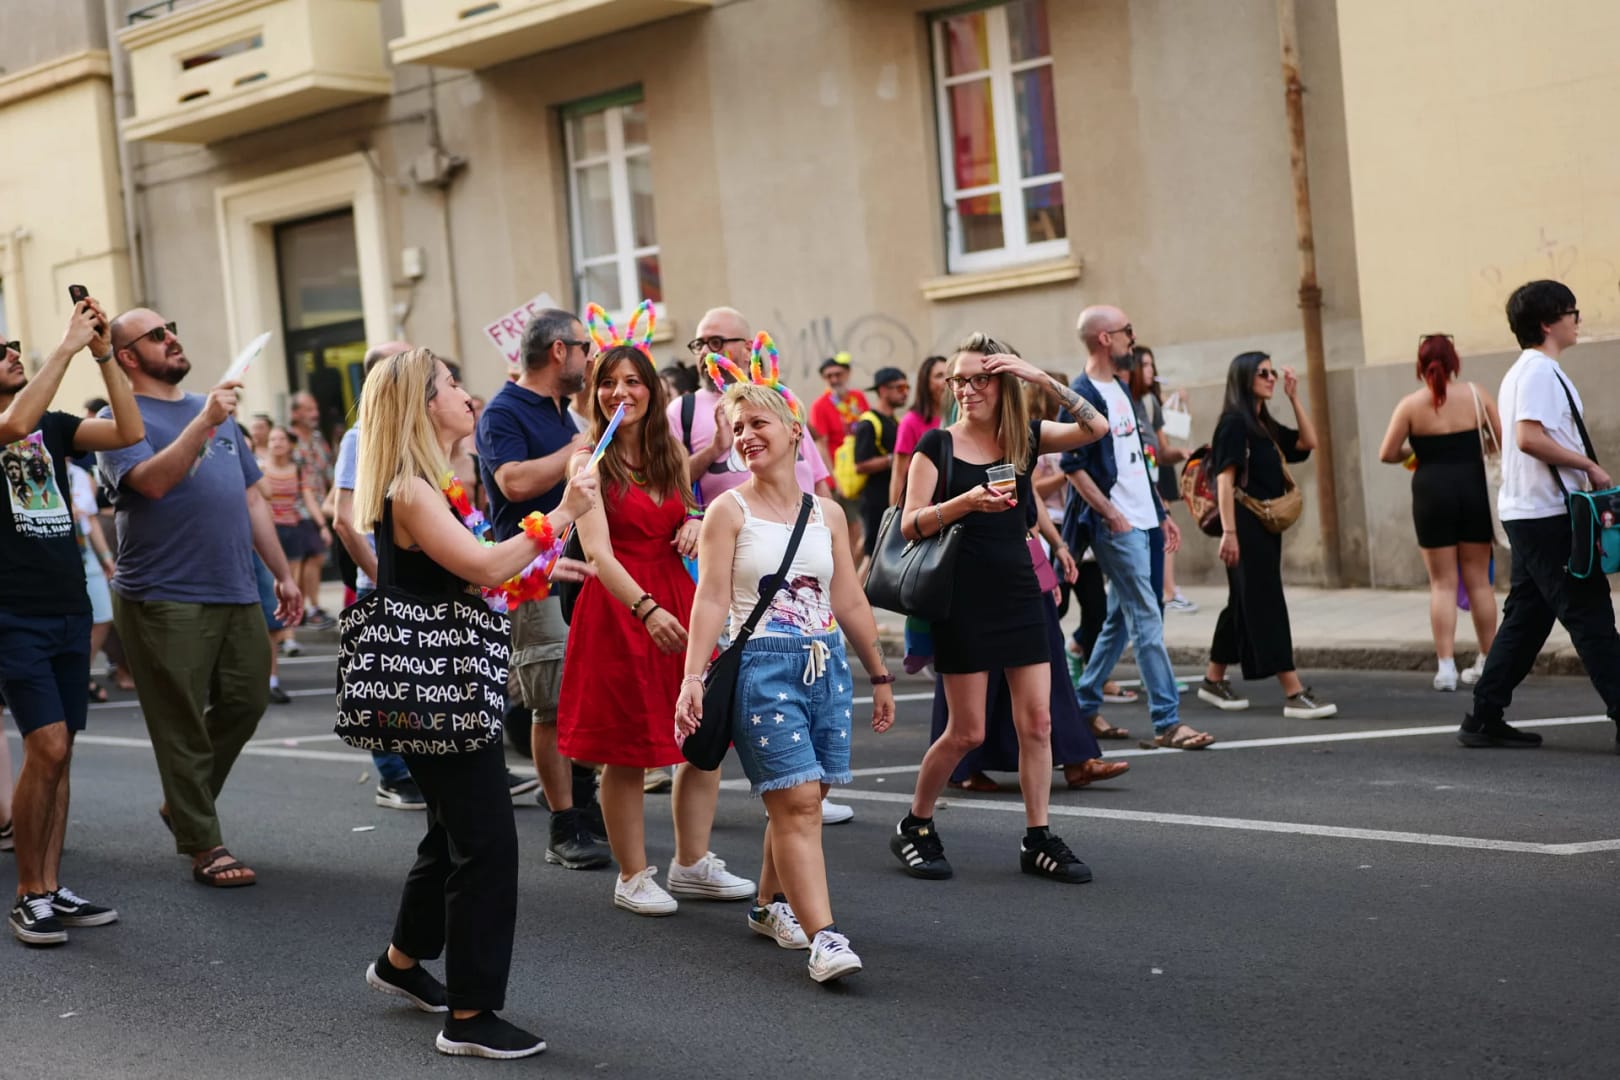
1061;306;1210;750
1462;279;1620;749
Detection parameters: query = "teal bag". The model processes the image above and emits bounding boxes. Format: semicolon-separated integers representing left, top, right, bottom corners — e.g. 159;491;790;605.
1550;374;1619;579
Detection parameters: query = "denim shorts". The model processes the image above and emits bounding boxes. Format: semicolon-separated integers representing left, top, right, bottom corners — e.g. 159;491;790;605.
730;631;855;796
0;609;93;736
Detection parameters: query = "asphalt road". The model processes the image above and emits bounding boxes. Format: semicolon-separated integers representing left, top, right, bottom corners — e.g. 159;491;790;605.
4;652;1620;1079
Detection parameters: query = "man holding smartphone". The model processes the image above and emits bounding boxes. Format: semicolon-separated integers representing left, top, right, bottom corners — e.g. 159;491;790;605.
2;294;143;945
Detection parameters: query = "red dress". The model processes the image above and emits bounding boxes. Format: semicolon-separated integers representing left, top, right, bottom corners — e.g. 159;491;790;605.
557;483;693;767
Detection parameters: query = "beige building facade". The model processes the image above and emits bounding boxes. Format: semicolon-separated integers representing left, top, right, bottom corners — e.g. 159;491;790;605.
2;0;1613;587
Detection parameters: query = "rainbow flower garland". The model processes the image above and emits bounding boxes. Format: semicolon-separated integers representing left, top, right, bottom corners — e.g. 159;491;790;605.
443;474;565;612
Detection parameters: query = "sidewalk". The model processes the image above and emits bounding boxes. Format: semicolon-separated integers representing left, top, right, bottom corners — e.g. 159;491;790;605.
872;584;1585;676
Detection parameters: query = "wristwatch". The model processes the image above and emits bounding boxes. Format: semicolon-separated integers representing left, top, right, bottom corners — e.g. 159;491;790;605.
92;352;112;364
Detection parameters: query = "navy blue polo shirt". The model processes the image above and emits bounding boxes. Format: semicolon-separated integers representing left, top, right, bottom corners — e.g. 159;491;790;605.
475;381;579;541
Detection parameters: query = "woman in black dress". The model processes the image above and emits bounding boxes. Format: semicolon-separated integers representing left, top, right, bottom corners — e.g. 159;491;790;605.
889;334;1109;884
1375;334;1502;691
1196;352;1337;720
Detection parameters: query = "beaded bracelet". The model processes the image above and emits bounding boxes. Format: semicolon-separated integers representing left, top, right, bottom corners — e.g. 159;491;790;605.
685;507;705;521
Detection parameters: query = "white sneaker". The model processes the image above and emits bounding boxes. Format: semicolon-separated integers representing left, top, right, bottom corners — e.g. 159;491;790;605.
1433;667;1458;692
643;768;672;794
1165;593;1200;614
666;852;754;900
613;866;678;916
748;900;810;950
807;929;863;983
821;798;854;825
1460;655;1487;685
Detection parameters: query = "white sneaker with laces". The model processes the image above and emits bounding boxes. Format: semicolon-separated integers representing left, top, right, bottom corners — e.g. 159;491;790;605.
807;929;863;983
1433;667;1459;692
666;852;754;900
1460;655;1487;685
821;798;854;825
1165;593;1200;614
613;866;678;916
749;900;810;949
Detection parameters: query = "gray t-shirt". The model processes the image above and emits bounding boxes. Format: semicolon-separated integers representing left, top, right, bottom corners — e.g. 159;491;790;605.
98;393;262;604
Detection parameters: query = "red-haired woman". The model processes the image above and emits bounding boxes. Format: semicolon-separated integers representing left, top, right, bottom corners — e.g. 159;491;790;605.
1377;333;1504;690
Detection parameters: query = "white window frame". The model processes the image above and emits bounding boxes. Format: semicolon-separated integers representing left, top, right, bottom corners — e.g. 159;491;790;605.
931;2;1068;274
564;95;663;326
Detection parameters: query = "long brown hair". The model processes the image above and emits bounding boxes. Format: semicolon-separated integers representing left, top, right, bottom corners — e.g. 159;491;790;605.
952;331;1032;473
589;345;696;511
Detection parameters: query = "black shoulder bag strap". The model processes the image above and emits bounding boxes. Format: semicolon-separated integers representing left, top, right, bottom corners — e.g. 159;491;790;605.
374;499;398;590
680;392;698;452
1549;374;1598;496
730;493;815;650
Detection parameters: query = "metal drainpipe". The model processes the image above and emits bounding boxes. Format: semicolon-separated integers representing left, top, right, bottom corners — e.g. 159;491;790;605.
1277;0;1342;586
104;0;147;306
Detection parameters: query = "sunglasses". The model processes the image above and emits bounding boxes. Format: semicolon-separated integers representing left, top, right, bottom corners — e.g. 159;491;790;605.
1105;323;1134;340
946;373;995;392
115;321;178;350
559;338;592;351
2;341;18;356
1255;369;1278;381
687;335;747;356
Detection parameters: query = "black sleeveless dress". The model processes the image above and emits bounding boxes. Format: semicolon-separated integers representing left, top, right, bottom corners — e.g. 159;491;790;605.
914;420;1046;674
1409;430;1492;548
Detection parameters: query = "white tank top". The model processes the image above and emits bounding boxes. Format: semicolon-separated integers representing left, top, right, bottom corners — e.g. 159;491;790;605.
726;490;839;638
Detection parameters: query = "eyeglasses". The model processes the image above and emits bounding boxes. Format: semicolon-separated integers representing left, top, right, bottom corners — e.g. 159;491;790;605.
1104;323;1134;340
1255;369;1278;381
115;321;177;350
687;335;747;356
1562;308;1581;322
946;373;995;392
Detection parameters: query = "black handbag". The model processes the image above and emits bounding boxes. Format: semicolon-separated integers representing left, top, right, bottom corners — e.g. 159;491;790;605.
683;493;815;770
554;528;586;624
334;501;510;756
864;430;964;623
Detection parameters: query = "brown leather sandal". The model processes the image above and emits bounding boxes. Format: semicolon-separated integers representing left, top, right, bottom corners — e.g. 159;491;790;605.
192;847;257;888
946;772;1002;793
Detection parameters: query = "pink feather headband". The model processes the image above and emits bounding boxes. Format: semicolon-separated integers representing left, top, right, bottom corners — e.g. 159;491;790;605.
703;332;803;421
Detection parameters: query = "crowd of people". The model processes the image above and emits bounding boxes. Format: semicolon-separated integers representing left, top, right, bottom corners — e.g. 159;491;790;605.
3;275;1618;1060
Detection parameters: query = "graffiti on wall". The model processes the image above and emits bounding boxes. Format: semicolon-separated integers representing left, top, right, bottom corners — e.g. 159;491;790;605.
767;309;923;383
1473;227;1620;329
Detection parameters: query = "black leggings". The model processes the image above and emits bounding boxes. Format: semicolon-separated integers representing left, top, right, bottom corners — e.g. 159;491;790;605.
392;743;519;1012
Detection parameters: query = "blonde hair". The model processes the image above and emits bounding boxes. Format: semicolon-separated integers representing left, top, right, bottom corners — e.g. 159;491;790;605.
953;332;1032;472
353;348;453;532
724;383;802;443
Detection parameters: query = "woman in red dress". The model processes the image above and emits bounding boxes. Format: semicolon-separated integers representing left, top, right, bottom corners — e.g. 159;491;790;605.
558;344;754;916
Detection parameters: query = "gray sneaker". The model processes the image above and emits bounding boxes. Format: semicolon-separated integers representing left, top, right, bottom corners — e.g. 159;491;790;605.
1283;687;1338;720
1196;678;1250;711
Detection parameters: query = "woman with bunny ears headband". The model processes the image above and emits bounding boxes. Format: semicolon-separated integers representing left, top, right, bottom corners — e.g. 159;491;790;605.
556;303;758;918
676;337;894;985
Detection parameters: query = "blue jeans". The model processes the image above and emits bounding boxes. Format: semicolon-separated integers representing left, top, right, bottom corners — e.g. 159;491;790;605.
354;585;412;786
1076;526;1180;733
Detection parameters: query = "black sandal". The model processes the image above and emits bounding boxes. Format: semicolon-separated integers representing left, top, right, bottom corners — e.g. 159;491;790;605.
87;679;108;704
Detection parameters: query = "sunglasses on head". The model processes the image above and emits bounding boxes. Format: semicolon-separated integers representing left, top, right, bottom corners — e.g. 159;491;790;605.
687;335;747;356
115;321;178;350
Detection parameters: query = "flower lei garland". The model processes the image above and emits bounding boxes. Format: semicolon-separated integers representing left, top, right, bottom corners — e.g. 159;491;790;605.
442;474;564;612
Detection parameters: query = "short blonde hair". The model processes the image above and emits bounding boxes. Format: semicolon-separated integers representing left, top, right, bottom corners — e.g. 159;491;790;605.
352;348;453;533
724;383;802;442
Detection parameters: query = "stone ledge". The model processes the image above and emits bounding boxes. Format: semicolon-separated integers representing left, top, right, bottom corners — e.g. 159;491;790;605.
920;256;1082;302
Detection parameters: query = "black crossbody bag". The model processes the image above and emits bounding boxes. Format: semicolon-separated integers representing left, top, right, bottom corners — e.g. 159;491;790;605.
683;493;814;770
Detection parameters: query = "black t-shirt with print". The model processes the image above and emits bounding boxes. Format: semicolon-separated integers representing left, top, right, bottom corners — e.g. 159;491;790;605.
1211;412;1308;501
1;410;89;615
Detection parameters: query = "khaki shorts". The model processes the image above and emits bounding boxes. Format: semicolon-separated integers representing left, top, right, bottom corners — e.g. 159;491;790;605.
508;595;568;725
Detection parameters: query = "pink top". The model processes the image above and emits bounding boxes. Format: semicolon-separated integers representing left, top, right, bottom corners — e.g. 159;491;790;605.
895;411;939;456
666;388;830;507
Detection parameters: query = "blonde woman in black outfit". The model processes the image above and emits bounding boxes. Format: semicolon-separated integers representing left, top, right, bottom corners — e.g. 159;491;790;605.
1196;352;1337;720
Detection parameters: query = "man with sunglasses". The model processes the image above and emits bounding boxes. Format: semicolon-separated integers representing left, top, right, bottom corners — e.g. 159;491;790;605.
475;308;610;870
97;308;304;889
1461;280;1620;749
2;299;143;945
1059;306;1214;752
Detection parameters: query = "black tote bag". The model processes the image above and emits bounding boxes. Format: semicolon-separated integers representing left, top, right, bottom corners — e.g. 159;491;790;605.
683;493;814;770
864;430;964;624
334;501;510;756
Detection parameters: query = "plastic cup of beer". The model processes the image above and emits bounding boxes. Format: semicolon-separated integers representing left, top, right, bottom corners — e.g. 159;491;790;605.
986;463;1017;494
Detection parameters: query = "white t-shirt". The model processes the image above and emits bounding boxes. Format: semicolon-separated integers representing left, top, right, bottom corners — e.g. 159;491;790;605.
1497;349;1589;521
1089;376;1158;531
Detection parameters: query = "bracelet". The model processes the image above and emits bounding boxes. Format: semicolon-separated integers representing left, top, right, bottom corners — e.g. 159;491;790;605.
92;353;112;364
518;511;556;549
639;603;661;623
681;674;704;686
870;673;896;686
932;504;946;533
630;591;653;615
685;508;704;521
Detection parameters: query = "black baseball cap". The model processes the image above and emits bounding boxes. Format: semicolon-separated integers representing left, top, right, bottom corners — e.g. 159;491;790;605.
869;367;907;390
819;354;852;374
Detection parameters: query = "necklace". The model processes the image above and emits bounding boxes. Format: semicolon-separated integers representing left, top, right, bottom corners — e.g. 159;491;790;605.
751;483;800;526
441;473;563;612
629;468;649;487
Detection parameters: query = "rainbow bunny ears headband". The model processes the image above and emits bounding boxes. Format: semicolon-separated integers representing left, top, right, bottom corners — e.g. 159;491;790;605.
703;332;803;421
585;299;656;356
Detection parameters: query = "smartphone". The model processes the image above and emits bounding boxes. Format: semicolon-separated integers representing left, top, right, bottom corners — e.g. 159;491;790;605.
68;284;104;335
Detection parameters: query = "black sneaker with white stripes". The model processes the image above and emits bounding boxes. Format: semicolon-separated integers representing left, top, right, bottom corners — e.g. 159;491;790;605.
1019;832;1093;884
10;893;67;946
49;886;118;927
890;819;953;880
